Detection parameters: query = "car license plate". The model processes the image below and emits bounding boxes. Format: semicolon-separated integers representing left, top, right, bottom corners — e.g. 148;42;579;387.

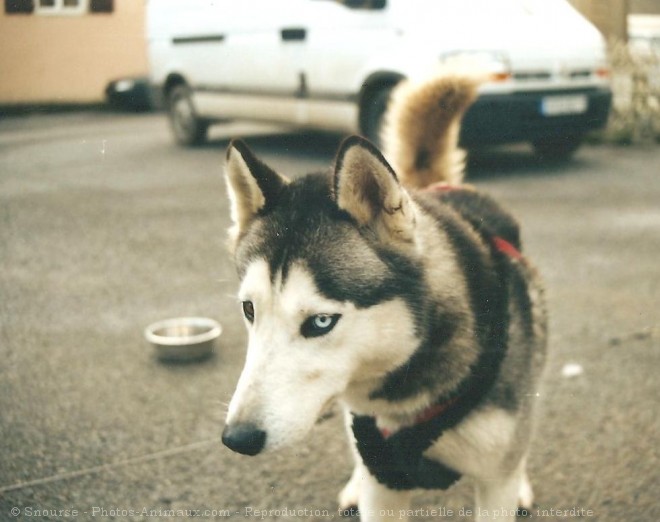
540;95;588;116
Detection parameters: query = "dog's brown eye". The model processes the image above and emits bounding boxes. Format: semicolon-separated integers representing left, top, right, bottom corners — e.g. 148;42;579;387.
242;301;255;323
301;314;341;338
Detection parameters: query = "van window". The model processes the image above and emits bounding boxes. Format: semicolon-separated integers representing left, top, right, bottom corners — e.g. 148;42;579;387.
5;0;33;12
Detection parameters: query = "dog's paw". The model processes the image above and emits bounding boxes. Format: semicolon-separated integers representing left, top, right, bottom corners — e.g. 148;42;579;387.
337;485;359;514
338;506;360;519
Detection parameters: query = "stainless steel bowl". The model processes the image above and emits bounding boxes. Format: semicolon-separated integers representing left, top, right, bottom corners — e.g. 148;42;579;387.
145;317;221;362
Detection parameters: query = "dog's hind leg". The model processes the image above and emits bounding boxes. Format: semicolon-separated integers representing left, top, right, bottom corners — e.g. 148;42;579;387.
473;461;530;521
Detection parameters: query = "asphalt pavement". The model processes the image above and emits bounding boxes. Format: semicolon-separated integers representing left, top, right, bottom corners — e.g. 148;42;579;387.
0;112;658;521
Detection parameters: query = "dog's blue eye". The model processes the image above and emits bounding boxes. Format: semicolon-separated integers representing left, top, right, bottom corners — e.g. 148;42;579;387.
301;314;341;338
242;301;255;323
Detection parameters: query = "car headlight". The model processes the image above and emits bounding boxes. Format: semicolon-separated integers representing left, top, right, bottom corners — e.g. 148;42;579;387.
114;80;136;93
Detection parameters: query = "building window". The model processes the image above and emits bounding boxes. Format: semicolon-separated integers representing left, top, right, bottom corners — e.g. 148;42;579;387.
5;0;111;14
89;0;112;13
34;0;87;15
5;0;35;13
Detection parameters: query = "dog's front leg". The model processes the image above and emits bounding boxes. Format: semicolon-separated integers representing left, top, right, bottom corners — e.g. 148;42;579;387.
359;471;413;522
339;407;412;521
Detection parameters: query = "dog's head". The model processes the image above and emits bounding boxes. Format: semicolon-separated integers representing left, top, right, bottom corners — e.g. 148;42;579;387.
221;136;423;455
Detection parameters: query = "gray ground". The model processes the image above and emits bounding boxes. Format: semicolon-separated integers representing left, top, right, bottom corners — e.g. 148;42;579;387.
0;112;658;521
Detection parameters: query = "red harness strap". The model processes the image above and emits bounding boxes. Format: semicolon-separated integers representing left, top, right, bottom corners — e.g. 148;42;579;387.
492;235;523;260
426;182;456;192
380;396;459;438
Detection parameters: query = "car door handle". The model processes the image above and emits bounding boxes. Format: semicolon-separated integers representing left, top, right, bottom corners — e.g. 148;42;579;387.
281;28;306;41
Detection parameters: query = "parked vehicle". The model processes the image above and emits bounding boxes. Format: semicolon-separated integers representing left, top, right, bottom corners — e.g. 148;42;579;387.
147;0;612;158
105;77;154;112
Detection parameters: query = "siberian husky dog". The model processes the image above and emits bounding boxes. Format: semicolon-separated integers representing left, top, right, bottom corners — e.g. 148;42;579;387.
221;71;547;522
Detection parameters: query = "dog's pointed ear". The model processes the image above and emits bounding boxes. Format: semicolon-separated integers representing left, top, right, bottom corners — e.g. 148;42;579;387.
225;139;289;250
333;136;416;245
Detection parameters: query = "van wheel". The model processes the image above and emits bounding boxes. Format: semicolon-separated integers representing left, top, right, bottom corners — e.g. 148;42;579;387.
361;86;394;147
167;84;209;146
532;135;583;161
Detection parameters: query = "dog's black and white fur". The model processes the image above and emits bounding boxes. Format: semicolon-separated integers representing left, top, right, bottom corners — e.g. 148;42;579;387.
221;71;547;522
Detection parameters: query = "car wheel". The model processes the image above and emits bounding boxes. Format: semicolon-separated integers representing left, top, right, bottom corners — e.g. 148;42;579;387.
532;135;583;161
361;86;395;147
167;84;209;146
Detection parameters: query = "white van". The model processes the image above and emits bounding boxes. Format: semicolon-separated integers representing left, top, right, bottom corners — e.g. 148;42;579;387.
147;0;612;157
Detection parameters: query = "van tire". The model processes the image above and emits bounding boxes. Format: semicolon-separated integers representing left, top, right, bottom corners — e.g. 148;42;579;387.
361;86;394;147
167;84;209;146
532;135;583;161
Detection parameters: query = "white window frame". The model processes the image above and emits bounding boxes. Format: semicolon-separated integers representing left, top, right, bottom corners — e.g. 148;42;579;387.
35;0;89;16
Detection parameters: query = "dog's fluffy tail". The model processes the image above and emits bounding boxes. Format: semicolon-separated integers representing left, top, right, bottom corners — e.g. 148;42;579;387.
380;68;483;188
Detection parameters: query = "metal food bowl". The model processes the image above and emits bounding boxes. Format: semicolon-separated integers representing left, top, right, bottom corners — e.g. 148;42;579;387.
145;317;221;362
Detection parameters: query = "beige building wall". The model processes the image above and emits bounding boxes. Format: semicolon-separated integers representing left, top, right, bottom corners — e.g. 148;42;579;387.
569;0;660;40
0;1;148;105
631;0;660;14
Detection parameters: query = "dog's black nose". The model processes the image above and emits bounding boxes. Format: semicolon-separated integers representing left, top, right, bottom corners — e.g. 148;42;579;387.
222;423;266;456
